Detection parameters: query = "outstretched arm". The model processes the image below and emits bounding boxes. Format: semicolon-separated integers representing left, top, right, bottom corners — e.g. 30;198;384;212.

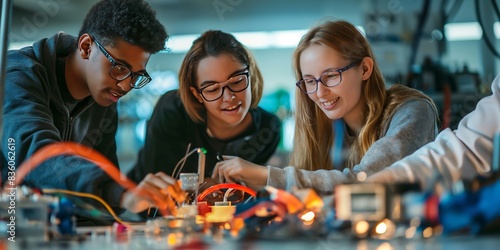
369;76;500;187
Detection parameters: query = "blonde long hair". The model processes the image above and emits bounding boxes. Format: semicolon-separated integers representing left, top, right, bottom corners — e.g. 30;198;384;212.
289;20;436;171
178;30;263;123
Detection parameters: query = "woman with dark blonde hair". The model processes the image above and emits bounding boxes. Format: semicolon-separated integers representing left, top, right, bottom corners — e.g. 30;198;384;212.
213;20;438;194
128;30;281;183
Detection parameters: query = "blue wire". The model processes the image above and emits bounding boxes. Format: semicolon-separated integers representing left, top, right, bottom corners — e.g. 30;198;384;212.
332;119;345;168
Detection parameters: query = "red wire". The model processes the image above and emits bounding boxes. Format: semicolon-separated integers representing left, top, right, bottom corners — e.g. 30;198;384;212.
197;183;256;202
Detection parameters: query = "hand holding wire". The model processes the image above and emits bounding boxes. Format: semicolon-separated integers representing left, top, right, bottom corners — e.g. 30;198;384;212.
212;156;268;190
120;172;186;214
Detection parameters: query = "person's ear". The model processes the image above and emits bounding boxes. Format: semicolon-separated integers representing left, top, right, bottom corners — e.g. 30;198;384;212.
190;87;204;104
361;57;374;81
78;34;92;60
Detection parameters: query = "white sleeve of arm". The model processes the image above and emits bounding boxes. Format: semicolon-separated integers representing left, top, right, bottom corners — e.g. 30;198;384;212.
371;75;500;187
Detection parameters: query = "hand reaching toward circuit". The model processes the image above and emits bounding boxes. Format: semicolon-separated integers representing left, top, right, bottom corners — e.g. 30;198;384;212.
120;172;186;214
212;155;268;190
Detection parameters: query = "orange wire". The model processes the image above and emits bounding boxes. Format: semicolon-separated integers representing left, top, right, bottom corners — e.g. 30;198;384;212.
13;142;182;217
14;142;136;190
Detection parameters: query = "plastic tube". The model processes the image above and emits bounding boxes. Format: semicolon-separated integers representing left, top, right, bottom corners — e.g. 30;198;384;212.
14;142;136;190
197;183;256;202
13;142;173;217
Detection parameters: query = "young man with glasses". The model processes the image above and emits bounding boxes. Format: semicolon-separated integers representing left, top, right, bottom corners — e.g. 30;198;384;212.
1;0;184;223
127;30;281;198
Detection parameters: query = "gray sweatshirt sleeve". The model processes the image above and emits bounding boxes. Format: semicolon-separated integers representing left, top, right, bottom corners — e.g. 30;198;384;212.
369;76;500;187
267;99;438;194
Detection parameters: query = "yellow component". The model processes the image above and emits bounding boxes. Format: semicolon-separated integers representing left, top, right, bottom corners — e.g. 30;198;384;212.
205;205;236;223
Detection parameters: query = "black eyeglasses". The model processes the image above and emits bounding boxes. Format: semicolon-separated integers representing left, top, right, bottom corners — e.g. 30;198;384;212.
296;59;361;94
197;70;250;102
92;37;152;89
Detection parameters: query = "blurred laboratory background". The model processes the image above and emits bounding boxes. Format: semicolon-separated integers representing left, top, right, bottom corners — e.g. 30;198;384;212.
5;0;500;171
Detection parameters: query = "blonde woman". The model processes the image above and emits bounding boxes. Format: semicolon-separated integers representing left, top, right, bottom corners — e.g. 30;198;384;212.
213;20;438;194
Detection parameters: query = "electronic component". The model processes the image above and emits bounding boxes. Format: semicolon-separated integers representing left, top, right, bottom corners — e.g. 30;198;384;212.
335;183;389;222
180;173;199;192
0;187;53;243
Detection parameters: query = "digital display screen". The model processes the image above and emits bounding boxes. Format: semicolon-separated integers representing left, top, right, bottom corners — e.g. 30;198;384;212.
350;193;378;213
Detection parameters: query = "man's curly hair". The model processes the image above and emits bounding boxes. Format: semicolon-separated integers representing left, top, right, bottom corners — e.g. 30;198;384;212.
78;0;168;53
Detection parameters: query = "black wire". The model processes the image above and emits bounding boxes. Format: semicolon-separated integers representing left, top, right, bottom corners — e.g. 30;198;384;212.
442;0;450;17
435;0;464;60
445;0;464;21
408;0;431;71
491;0;500;20
475;0;500;59
439;0;448;58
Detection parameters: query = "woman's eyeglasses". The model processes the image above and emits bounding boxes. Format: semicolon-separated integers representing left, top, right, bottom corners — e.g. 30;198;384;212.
198;70;250;102
296;59;361;94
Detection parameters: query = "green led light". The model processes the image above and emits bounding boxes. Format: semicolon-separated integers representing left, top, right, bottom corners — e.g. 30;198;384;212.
198;147;207;154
